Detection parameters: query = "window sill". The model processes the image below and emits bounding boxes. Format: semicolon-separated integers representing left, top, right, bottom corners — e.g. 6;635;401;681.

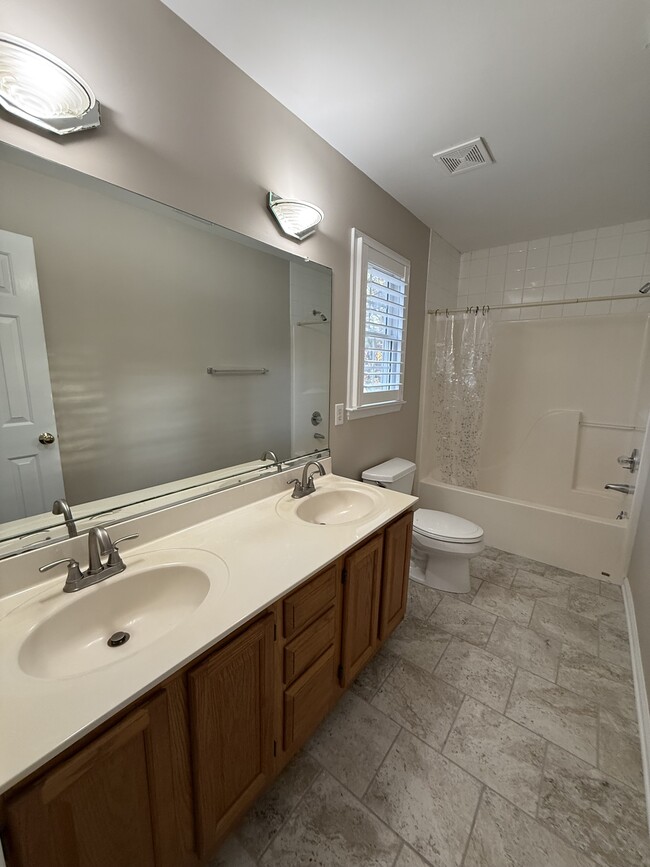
346;401;406;420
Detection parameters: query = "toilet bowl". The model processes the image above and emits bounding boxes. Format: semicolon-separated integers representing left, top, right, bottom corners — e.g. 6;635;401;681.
410;509;484;593
361;458;484;594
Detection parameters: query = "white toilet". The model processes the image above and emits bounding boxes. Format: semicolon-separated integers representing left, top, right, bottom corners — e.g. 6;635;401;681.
361;458;484;594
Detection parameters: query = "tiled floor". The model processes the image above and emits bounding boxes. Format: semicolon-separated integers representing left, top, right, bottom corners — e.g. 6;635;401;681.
212;548;649;867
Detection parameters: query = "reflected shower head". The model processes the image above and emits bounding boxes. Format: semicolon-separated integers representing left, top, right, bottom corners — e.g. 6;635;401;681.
639;282;650;294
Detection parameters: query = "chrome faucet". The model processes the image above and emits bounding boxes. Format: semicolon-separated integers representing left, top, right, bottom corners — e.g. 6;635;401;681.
604;483;635;495
260;449;281;472
52;498;77;537
287;460;326;499
39;527;139;593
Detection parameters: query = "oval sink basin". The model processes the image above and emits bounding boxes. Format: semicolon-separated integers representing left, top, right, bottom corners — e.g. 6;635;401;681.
18;549;227;679
292;487;378;525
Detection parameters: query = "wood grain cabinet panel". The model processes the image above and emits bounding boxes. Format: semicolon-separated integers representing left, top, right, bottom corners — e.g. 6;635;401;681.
379;511;413;640
4;691;182;867
283;564;337;638
340;534;383;687
283;605;336;685
283;646;337;752
188;614;274;860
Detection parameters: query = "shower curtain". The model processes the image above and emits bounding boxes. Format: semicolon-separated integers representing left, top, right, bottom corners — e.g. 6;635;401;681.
431;312;494;489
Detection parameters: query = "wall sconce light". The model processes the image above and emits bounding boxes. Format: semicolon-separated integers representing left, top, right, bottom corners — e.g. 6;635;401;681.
0;34;100;135
267;192;324;241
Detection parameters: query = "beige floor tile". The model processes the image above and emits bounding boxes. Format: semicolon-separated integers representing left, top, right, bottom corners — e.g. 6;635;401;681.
350;647;399;702
511;569;570;608
486;618;561;681
599;610;632;671
405;580;443;621
464;788;596;867
539;744;650;867
598;707;644;793
557;646;636;720
384;617;451;673
372;658;464;750
307;691;399;797
260;771;401;867
567;591;625;623
529;601;598;655
469;555;516;587
481;545;502;560
545;567;601;595
440;574;483;605
394;846;431;867
364;729;481;867
506;669;598;764
434;638;516;712
600;581;623;601
428;595;497;646
235;752;321;859
209;835;257;867
472;582;535;627
444;697;546;816
497;551;546;575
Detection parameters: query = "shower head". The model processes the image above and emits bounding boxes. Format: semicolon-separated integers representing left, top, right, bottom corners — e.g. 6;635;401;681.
639;282;650;294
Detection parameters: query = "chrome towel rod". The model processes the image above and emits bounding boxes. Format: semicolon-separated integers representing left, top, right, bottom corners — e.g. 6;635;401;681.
428;292;649;316
207;367;269;375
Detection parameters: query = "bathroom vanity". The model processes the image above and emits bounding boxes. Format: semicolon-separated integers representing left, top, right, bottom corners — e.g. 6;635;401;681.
0;471;415;867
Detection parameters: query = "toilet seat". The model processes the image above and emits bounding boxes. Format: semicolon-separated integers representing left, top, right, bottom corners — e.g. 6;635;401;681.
413;509;483;544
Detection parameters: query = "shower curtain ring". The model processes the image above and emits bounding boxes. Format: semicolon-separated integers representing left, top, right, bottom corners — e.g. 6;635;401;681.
434;308;440;316
473;306;479;315
445;308;450;317
465;306;470;314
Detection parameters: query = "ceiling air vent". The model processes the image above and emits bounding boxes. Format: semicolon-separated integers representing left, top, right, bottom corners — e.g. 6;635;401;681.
432;137;494;176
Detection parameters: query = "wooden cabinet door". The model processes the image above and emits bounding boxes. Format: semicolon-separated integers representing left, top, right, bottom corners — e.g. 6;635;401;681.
340;534;383;686
379;511;413;640
5;691;181;867
188;614;274;859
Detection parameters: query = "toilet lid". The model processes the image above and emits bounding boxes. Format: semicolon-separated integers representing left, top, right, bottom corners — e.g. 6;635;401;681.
413;509;483;542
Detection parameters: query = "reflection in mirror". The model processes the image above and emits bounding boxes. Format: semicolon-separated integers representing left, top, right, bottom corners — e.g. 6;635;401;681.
0;144;331;556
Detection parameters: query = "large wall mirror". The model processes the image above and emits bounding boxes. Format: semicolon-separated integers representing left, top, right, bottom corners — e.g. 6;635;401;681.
0;144;331;557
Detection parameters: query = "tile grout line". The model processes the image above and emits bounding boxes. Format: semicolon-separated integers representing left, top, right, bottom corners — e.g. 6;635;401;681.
535;738;550;821
359;721;403;801
459;785;486;867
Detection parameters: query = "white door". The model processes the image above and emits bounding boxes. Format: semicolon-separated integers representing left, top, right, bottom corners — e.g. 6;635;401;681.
0;229;65;522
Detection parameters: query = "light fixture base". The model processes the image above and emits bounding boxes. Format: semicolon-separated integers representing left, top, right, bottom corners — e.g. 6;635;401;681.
267;192;323;241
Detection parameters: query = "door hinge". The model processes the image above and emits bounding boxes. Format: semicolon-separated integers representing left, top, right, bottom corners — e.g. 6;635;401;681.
337;664;344;681
341;568;347;585
273;739;277;757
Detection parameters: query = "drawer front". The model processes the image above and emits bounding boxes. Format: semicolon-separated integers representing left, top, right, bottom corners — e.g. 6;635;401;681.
283;564;338;638
284;605;336;685
283;647;336;752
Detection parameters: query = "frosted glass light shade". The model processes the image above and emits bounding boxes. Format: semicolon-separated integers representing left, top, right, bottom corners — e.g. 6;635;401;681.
267;192;324;241
0;34;100;135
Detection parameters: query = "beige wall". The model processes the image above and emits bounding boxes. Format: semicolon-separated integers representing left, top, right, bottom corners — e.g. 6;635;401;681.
1;0;431;481
0;158;294;504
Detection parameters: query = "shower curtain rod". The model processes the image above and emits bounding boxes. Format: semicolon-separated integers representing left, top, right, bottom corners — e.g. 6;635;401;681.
428;292;649;316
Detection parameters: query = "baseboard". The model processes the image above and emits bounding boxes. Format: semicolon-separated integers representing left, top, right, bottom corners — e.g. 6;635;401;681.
622;577;650;833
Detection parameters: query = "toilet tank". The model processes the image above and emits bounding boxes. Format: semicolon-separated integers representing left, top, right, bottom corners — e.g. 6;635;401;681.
361;458;416;494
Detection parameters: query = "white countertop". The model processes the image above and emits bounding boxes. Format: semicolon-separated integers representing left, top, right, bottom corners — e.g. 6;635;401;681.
0;470;416;795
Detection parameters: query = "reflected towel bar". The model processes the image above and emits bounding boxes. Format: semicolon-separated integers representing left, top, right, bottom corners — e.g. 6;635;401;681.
207;367;269;375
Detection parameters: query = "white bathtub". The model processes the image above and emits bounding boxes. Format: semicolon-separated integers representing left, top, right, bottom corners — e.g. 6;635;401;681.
417;476;627;581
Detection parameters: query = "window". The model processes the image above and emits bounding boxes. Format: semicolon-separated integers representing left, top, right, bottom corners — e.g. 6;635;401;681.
347;229;410;419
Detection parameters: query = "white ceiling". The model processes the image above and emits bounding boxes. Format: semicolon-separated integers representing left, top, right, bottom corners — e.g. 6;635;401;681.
162;0;650;251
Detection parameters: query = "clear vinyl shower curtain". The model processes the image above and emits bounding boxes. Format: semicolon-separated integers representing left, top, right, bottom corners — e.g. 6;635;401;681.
431;312;494;489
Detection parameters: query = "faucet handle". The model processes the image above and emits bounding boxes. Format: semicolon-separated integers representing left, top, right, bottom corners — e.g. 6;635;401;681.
39;556;80;574
106;533;139;568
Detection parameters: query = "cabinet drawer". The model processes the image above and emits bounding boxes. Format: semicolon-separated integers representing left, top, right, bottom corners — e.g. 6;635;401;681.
283;564;337;638
284;605;336;685
283;646;336;752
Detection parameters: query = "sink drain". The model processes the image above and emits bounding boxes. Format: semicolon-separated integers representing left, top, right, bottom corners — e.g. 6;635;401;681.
107;630;130;647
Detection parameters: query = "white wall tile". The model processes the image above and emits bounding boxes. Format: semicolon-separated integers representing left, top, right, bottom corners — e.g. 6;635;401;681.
616;255;645;278
572;229;598;242
547;244;571;266
454;221;650;321
590;258;617;281
526;246;549;269
624;219;650;234
619;232;649;257
487;254;507;275
570;240;596;262
567;261;592;283
545;264;569;285
594;235;621;260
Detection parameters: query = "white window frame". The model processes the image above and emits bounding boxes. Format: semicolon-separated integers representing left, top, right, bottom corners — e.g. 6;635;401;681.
346;228;410;420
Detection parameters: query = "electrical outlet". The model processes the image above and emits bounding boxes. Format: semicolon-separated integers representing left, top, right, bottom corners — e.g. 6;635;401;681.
334;403;344;426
